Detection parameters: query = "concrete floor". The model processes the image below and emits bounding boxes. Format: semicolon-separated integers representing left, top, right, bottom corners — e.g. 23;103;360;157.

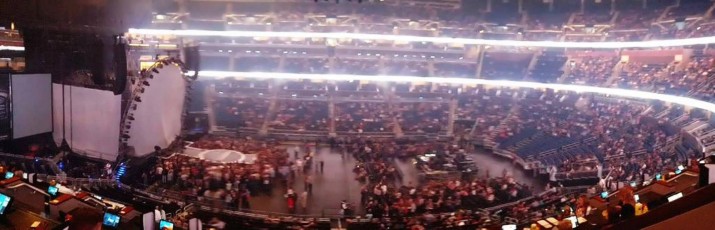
247;145;545;216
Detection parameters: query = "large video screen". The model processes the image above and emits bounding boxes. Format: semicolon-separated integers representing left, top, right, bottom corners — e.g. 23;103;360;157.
0;74;9;140
11;74;52;139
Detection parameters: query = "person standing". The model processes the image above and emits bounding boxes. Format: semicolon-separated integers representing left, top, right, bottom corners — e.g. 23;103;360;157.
319;160;324;173
285;189;297;213
304;174;313;193
238;188;251;210
299;191;308;212
340;200;352;217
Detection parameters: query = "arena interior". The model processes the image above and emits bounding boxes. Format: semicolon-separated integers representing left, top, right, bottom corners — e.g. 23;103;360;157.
3;0;715;229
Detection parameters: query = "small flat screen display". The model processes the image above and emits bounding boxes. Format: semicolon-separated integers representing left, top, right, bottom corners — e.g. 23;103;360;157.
102;212;120;228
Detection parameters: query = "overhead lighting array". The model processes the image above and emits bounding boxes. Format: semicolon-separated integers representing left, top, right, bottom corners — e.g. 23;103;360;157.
128;28;715;49
187;71;715;113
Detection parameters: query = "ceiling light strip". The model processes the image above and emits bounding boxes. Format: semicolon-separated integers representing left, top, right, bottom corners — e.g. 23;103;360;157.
0;45;25;51
129;28;715;49
187;70;715;113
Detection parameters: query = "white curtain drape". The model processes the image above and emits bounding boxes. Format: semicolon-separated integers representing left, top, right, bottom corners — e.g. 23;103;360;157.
126;65;187;156
52;84;121;161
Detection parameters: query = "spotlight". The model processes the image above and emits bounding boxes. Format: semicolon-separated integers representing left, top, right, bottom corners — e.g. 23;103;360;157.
132;104;138;110
128;116;135;121
157;63;164;69
152;68;160;74
149;74;154;79
121;134;130;139
139;88;145;93
143;81;150;86
161;60;170;65
125;125;131;129
134;97;142;102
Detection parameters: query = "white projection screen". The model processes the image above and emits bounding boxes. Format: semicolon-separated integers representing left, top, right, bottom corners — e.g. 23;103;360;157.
11;74;53;139
52;85;121;161
127;65;186;156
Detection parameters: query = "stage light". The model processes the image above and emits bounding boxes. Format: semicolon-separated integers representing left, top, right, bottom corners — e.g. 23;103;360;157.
152;68;160;74
122;134;130;139
134;96;142;102
127;116;135;121
142;81;150;86
157;63;164;69
149;74;154;79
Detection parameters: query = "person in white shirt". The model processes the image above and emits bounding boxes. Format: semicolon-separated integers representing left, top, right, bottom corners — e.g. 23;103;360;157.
209;217;226;230
154;206;166;223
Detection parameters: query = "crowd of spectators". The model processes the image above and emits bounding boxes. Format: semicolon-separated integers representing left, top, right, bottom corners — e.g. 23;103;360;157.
335;102;394;133
148;136;289;208
615;55;715;99
283;58;329;74
269;100;329;132
359;177;531;220
396;102;449;134
333;58;381;75
213;97;270;130
454;87;513;138
565;56;619;85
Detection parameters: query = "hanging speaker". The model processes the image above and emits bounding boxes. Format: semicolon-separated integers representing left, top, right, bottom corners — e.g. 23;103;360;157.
113;42;128;95
183;46;200;78
183;46;200;71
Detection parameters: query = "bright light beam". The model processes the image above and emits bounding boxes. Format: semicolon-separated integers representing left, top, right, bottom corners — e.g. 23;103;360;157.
0;45;24;51
188;71;715;113
129;28;715;49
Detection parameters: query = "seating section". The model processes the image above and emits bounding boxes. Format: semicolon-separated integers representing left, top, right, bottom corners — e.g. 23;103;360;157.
529;51;566;83
269;100;329;132
396;102;449;134
482;52;532;80
335;102;393;133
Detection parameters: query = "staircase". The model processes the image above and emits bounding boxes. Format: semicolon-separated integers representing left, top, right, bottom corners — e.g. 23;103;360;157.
654;108;672;119
528;50;567;83
328;96;336;137
259;93;279;136
446;98;457;136
205;84;218;133
482;104;521;147
506;132;544;153
604;61;624;87
385;89;404;138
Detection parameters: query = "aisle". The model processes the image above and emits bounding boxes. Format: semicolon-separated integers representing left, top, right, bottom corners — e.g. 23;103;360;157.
249;145;364;215
249;145;545;215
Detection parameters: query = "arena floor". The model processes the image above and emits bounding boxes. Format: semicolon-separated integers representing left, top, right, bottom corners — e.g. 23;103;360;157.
247;144;545;216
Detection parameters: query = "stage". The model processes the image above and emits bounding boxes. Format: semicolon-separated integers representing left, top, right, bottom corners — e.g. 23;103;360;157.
181;142;258;164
